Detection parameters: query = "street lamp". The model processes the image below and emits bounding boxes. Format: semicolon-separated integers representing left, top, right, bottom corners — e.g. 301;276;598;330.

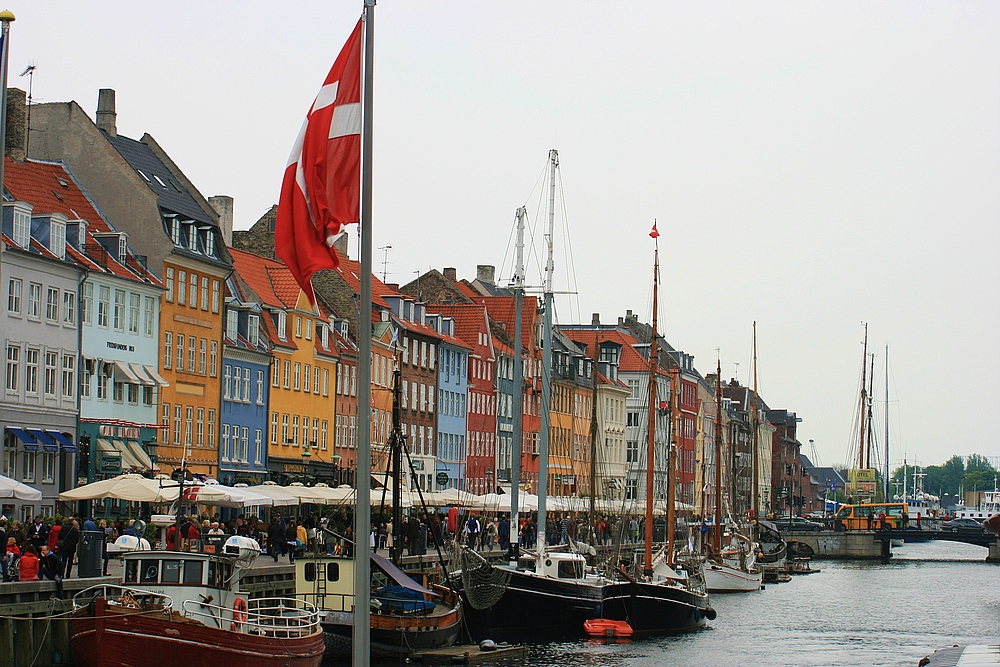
332;454;342;485
485;468;494;495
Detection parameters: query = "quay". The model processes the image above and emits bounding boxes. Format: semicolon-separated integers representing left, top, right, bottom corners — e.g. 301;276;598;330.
784;530;1000;562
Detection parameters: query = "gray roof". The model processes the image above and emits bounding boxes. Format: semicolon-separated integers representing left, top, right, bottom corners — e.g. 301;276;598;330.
107;134;214;224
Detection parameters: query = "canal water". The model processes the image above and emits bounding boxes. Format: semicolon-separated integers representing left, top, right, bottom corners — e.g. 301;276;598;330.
522;541;999;667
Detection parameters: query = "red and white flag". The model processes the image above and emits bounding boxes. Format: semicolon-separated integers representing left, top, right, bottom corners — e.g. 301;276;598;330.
649;221;660;239
276;19;363;303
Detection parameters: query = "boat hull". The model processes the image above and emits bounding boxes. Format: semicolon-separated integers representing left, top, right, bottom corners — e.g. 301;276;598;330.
70;599;325;667
320;605;462;658
704;561;762;593
601;579;712;635
456;567;605;641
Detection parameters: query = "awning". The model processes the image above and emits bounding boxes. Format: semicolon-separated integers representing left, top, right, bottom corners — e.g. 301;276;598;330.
7;427;38;451
142;365;170;388
123;440;154;470
113;439;144;470
46;431;77;452
129;363;156;386
113;360;144;384
27;429;59;453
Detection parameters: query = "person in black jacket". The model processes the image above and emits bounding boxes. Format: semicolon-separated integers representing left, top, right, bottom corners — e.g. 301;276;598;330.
38;545;64;597
59;520;80;578
267;518;285;562
284;519;297;564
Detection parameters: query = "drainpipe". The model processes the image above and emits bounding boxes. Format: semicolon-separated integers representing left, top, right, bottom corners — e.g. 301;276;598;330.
70;267;89;517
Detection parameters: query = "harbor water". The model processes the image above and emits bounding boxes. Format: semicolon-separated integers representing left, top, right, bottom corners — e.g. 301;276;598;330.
517;541;999;667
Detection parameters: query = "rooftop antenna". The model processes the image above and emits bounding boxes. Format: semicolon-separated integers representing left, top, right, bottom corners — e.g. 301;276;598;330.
19;62;36;155
378;245;392;283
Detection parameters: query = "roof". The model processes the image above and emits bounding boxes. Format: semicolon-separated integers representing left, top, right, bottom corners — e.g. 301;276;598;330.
106;134;214;224
427;304;490;353
329;247;396;310
560;327;664;375
474;295;538;352
230;248;293;310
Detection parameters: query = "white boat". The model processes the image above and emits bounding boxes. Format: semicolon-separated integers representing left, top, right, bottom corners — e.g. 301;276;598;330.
705;533;762;593
954;490;1000;521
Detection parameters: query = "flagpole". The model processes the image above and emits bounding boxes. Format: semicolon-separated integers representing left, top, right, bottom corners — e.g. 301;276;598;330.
354;1;375;665
0;11;16;208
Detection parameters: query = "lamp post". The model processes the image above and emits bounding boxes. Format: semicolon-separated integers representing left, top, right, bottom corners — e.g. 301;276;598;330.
485;468;494;495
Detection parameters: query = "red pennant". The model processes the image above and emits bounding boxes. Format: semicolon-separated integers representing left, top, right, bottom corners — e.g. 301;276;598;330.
649;222;660;239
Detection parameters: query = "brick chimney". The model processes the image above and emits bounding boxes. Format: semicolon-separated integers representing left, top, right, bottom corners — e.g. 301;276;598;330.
476;264;495;285
443;267;457;283
592;313;600;326
5;87;26;162
96;89;117;137
209;195;234;247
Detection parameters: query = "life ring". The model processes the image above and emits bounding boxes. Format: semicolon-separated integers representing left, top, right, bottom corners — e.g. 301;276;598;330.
231;597;248;630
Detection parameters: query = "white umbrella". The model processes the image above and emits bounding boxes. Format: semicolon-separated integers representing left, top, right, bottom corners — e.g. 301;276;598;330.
433;487;479;507
183;484;274;508
243;483;301;507
58;473;178;503
476;492;538;512
281;482;333;504
0;474;42;501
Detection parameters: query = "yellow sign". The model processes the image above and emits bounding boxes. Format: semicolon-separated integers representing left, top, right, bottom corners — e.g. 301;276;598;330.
854;468;877;482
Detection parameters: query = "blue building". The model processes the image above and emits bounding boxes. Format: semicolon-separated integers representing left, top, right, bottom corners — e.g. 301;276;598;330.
424;311;468;491
218;276;270;485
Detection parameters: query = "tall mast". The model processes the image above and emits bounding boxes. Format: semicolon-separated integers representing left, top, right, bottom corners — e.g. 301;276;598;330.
390;358;403;566
536;149;558;560
354;2;376;663
751;322;759;518
866;351;875;476
884;344;889;501
509;206;526;558
857;323;868;471
589;339;599;537
713;359;723;554
644;242;660;578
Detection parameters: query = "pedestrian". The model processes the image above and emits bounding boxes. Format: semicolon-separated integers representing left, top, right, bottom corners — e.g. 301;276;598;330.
98;520;110;575
465;514;480;549
59;520;80;579
498;517;510;552
267;518;284;562
0;519;8;581
38;545;64;598
407;514;421;554
916;512;922;529
386;520;395;559
285;519;298;564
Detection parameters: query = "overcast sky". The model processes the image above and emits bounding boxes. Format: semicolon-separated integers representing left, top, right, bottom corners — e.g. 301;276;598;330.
10;2;999;472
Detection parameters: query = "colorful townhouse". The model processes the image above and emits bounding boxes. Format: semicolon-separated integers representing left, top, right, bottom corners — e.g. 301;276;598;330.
228;249;339;485
30;88;232;477
330;318;358;486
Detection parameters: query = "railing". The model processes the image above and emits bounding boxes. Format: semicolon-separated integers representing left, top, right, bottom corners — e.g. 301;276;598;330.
298;591;354;613
72;584;173;612
180;597;320;638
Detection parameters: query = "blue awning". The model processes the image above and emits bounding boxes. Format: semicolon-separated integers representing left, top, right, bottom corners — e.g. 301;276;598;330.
27;429;59;453
5;427;38;451
46;430;76;452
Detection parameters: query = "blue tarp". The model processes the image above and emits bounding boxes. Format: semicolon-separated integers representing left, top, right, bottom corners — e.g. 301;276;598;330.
373;585;435;613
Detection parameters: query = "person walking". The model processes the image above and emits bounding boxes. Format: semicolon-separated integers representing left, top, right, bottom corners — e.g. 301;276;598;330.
498;517;510;553
59;520;80;579
465;514;480;550
284;519;298;564
268;518;285;562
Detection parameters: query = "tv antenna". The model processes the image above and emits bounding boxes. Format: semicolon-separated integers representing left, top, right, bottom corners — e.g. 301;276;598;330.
378;245;392;283
19;63;37;155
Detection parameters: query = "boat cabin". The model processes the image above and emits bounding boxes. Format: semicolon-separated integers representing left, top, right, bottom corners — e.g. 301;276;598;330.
516;551;587;579
121;551;242;609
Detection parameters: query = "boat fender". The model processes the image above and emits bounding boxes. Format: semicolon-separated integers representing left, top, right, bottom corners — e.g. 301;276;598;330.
231;596;249;630
704;607;717;621
479;640;497;652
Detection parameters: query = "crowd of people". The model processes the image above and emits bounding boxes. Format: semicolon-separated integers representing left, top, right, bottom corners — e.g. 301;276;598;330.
1;514;100;596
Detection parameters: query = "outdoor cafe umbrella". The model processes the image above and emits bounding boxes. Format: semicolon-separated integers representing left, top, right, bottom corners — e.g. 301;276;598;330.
58;473;178;503
181;484;274;508
243;482;305;507
0;474;42;501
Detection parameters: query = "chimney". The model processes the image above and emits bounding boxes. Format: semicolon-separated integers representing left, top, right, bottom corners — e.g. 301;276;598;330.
96;89;117;137
5;88;26;161
591;313;600;326
443;267;457;283
332;232;349;258
476;264;495;286
208;195;234;247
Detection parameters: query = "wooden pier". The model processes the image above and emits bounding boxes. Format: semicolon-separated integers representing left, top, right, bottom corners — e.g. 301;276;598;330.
409;644;528;665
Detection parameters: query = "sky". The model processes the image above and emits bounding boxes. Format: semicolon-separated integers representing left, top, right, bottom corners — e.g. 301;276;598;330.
7;2;999;472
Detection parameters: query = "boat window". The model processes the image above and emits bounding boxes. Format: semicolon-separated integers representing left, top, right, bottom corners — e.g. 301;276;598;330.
161;560;181;584
327;563;339;582
140;559;160;584
304;562;316;582
558;560;583;579
125;560;139;583
208;561;232;590
183;560;204;585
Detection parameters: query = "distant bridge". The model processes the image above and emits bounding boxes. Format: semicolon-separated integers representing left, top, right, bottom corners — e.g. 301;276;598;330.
872;527;997;548
783;529;1000;562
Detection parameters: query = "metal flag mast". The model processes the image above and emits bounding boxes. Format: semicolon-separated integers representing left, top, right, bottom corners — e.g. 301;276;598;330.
354;1;375;665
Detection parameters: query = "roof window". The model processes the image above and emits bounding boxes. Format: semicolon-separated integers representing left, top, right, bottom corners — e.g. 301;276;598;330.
153;175;168;188
137;169;150;182
56;177;69;188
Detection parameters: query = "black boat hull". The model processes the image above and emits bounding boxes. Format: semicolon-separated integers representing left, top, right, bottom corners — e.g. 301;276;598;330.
601;580;712;635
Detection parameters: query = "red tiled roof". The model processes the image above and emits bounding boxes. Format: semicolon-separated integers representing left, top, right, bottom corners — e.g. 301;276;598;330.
329;247;396;309
561;328;666;375
455;280;480;300
475;296;538;352
230;248;291;310
427;304;489;353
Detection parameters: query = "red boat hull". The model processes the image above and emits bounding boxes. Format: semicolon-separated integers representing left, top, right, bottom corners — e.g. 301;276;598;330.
583;619;633;638
70;599;325;667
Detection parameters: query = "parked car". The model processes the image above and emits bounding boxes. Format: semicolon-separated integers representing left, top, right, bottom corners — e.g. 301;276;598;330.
942;518;983;532
778;517;825;532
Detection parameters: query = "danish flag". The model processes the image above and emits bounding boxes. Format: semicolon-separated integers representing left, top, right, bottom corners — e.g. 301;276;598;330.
276;18;363;303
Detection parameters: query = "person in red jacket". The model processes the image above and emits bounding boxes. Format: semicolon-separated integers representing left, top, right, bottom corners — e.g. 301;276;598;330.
47;522;61;552
18;545;40;581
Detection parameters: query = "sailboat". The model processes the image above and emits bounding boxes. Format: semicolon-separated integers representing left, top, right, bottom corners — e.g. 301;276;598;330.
597;223;716;633
704;360;763;593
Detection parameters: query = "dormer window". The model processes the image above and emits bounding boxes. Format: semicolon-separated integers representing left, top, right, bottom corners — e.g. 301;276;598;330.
187;223;198;252
277;311;287;340
117;233;128;264
248;315;260;346
321;324;329;348
226;309;238;341
171;218;181;245
153;175;168;189
50;219;66;260
205;229;215;257
12;208;30;249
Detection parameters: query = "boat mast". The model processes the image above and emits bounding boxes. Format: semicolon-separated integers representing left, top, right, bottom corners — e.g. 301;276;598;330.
510;206;526;559
884;344;889;501
391;357;403;566
355;1;375;663
866;351;875;479
713;359;723;554
857;323;868;471
644;240;660;578
589;335;600;539
536;149;558;561
751;322;759;520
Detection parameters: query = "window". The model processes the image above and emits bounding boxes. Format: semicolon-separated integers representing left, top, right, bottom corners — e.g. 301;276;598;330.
162;403;171;443
231;365;241;402
222;424;231;461
177;271;186;305
63;291;76;325
292;415;299;445
335;416;342;449
165;267;174;302
8;278;22;314
311;418;318;448
42;452;55;483
2;449;12;477
277;312;287;340
5;345;19;392
254;430;263;465
44;352;57;396
210;341;218;377
22;451;35;483
12;208;30;248
305;319;312;340
185;407;193;446
303;364;311;394
240;427;249;462
314;367;321;394
249;315;259;346
189;273;197;308
113;380;124;403
626;440;639;464
171;218;181;246
351;366;356;396
175;334;185;370
174;405;182;444
46;287;59;322
212;280;220;313
128;293;140;334
82;283;93;324
188;224;198;252
321;420;328;450
271;412;279;445
272;359;279;387
293;363;300;391
197;408;205;446
201;276;209;311
62;355;75;398
143;385;153;405
226;310;238;341
128;383;139;404
207;409;216;449
295;316;302;338
302;415;310;446
113;289;125;330
82;362;91;398
206;231;215;258
224;365;232;400
199;339;207;374
282;414;289;444
256;370;264;404
283;360;290;389
187;336;196;372
27;283;41;318
142;296;156;338
97;368;109;401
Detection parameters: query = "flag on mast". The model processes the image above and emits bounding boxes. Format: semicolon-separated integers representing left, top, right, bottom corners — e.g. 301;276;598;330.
276;19;363;303
649;221;659;238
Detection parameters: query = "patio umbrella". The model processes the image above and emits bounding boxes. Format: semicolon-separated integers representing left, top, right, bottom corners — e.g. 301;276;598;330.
58;473;178;503
0;474;42;501
243;482;304;507
182;484;274;508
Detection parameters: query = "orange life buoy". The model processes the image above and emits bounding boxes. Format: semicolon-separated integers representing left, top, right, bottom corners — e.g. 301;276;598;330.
231;596;248;630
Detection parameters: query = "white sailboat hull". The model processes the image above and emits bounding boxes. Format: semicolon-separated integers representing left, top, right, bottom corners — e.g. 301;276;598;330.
704;561;762;593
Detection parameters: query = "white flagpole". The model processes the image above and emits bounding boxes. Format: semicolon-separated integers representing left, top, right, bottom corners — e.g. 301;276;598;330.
353;1;375;665
0;11;16;208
